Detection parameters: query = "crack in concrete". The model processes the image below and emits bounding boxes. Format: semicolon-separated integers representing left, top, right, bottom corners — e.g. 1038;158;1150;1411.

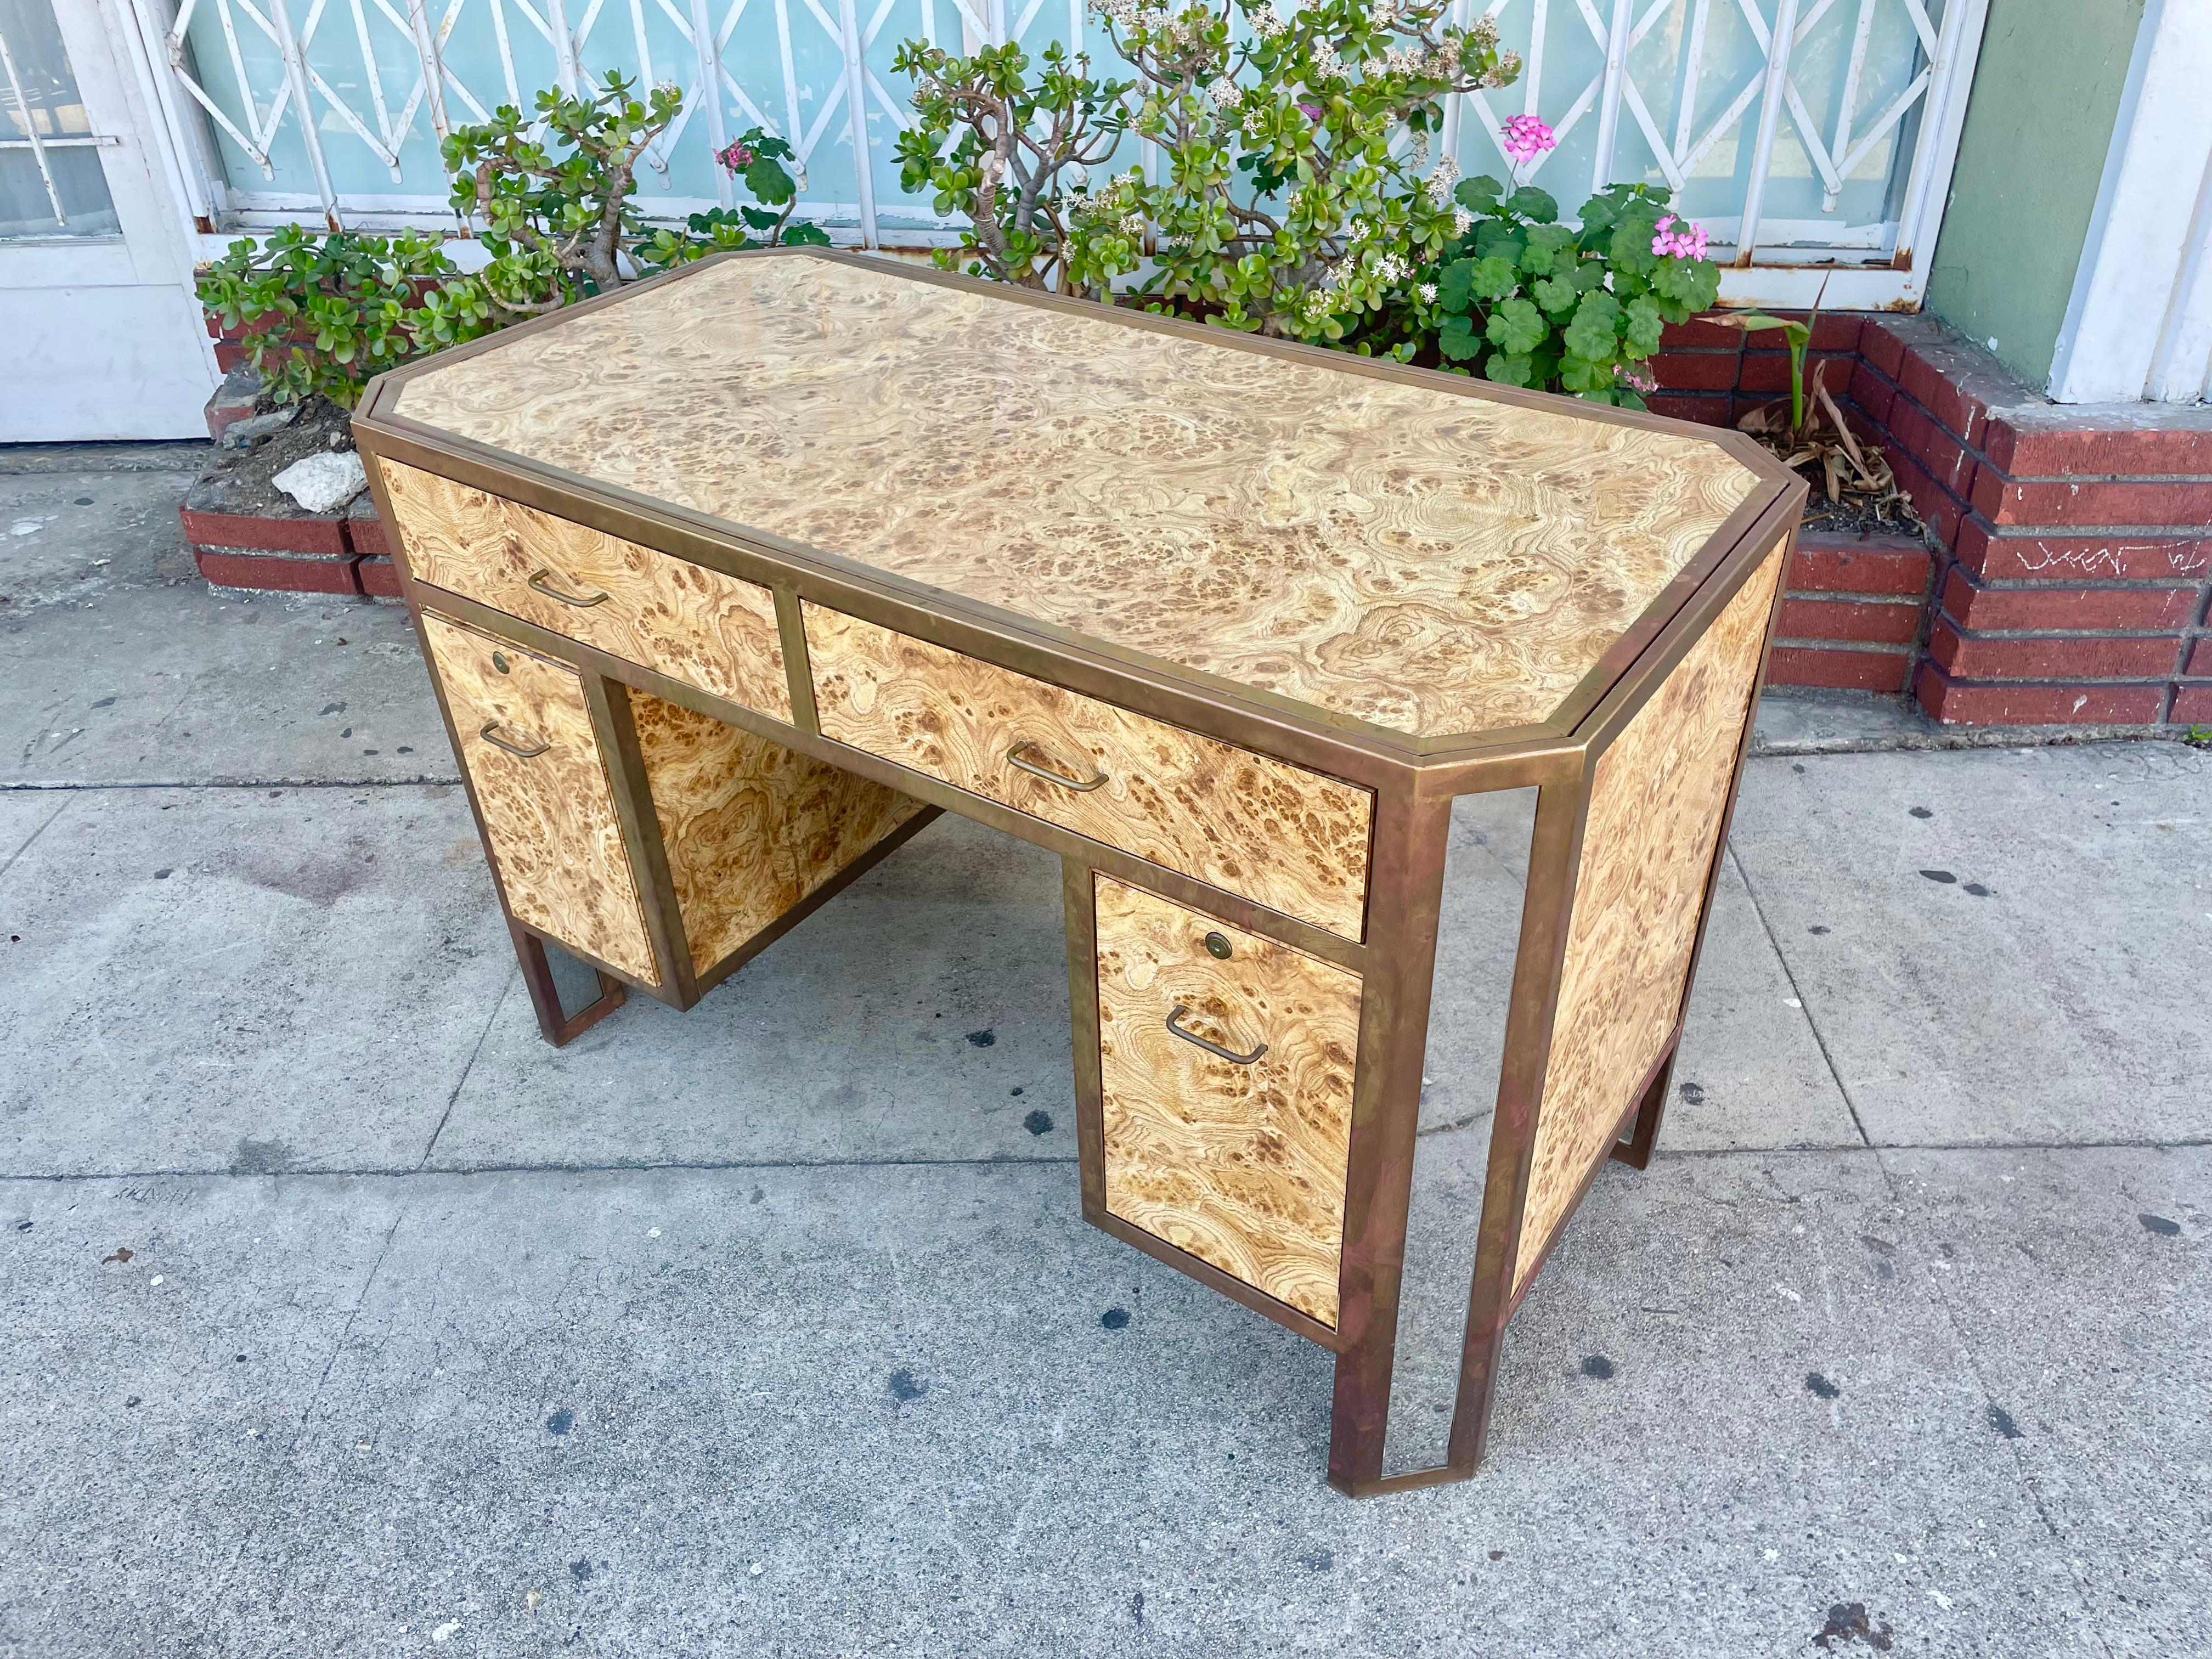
1;1141;2200;1189
1871;1143;2124;1659
1728;840;1875;1150
415;968;517;1170
0;792;70;881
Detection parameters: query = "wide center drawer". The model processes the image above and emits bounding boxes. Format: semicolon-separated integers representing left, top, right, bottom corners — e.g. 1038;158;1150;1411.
378;461;793;723
804;606;1373;939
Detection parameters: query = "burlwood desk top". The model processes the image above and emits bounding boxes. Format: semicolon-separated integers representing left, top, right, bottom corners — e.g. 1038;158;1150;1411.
384;250;1779;748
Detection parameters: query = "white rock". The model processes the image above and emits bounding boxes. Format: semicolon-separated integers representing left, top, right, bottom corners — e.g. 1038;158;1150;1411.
271;449;366;513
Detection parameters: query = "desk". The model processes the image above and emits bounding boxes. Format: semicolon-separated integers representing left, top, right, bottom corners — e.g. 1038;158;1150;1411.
356;250;1803;1496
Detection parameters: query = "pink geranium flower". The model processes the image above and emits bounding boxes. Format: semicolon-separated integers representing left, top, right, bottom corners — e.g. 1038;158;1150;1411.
714;139;755;171
1501;115;1555;163
1651;212;1708;260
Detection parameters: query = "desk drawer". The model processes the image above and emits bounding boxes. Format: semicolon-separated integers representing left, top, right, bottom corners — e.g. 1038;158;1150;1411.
804;606;1372;939
420;611;660;985
1094;875;1361;1327
380;461;792;722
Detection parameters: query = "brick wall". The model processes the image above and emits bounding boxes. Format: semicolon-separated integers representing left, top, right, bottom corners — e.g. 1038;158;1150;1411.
1650;312;2212;730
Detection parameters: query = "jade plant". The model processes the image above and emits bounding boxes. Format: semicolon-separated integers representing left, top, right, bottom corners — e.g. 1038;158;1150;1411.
197;75;822;407
897;0;1522;340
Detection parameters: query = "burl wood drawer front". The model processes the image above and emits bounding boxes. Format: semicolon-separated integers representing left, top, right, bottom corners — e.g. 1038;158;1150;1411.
420;611;660;984
804;606;1373;939
1094;874;1363;1327
381;461;793;721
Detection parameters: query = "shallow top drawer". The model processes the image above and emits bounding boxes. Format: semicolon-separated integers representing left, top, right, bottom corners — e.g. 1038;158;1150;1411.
805;606;1373;940
378;461;792;723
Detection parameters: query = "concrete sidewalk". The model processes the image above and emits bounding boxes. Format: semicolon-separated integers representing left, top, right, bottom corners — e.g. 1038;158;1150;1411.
3;445;2207;1658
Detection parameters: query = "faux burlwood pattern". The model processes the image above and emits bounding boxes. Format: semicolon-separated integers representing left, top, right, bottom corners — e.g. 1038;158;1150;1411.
395;254;1761;737
629;690;926;972
1514;543;1787;1290
420;611;659;984
807;605;1374;939
380;460;792;720
1095;875;1363;1327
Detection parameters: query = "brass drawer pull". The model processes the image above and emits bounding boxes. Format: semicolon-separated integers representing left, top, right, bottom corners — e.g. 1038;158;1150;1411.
1006;739;1107;792
527;566;611;607
479;720;551;758
1166;1005;1268;1065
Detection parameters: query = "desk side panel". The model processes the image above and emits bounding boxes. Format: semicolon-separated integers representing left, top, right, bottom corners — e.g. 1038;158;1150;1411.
1512;541;1787;1291
420;612;661;985
630;691;927;974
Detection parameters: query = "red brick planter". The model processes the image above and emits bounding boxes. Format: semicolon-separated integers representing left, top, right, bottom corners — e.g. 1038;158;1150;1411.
180;481;370;596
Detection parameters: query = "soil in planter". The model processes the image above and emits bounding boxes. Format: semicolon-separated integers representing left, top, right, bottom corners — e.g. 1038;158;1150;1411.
1799;484;1923;539
191;397;359;520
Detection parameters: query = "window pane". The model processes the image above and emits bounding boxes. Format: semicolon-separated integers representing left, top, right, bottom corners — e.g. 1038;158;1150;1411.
0;0;118;237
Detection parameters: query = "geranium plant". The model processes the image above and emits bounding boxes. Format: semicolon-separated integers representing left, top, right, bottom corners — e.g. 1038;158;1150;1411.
1408;174;1723;405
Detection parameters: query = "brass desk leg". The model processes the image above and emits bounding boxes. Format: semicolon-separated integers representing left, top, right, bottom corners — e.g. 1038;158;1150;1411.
1609;1031;1681;1172
510;921;628;1048
1324;787;1456;1496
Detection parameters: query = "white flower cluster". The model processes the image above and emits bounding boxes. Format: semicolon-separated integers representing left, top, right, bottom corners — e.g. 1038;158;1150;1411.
1423;156;1459;205
1407;130;1431;167
1452;206;1474;235
1369;250;1410;285
1118;211;1146;238
1378;41;1457;82
1365;0;1399;25
1207;75;1242;110
1088;0;1138;26
1248;1;1285;36
1418;281;1438;303
1309;41;1344;79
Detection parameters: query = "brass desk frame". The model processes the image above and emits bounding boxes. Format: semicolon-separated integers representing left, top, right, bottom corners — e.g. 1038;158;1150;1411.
357;251;1804;1497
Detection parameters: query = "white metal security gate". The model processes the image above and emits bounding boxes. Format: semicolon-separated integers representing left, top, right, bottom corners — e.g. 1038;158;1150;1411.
130;0;1985;307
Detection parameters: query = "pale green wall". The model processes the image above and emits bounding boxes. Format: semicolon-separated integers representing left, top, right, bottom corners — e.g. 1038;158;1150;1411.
1926;0;2145;390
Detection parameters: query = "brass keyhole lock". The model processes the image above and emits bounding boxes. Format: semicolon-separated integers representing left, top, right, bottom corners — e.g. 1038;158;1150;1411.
1204;931;1233;960
491;651;511;674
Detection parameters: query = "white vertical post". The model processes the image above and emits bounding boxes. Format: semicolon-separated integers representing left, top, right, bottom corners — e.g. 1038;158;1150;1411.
1890;0;1980;275
1439;0;1469;166
1732;0;1797;264
2048;0;2212;402
838;0;876;242
267;0;342;228
691;0;732;205
407;0;452;145
1589;0;1632;193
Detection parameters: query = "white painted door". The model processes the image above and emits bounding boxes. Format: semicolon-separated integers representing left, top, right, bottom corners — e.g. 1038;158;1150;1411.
1;0;216;439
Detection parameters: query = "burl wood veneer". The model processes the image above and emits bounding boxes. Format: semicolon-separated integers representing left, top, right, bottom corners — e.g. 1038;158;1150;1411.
382;461;792;720
354;250;1807;1497
1514;544;1787;1289
395;252;1759;739
807;606;1373;939
1094;874;1362;1327
419;611;658;983
630;690;926;973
